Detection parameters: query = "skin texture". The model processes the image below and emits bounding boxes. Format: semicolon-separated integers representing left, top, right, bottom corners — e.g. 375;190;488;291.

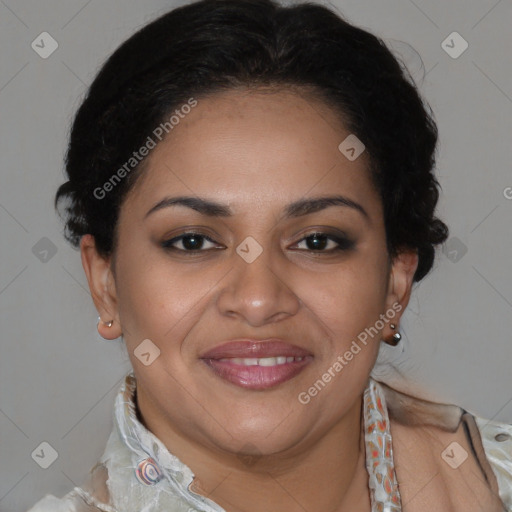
81;88;418;512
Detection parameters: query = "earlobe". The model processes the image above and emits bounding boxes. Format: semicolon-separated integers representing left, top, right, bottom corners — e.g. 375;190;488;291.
96;315;120;340
80;234;122;339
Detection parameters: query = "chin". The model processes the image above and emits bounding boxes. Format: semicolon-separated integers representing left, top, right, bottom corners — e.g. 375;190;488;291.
205;417;308;457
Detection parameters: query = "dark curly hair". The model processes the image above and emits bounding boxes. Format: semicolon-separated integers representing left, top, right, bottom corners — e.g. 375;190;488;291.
55;0;448;281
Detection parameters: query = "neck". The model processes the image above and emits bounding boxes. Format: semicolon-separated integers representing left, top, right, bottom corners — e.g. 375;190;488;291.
136;389;370;512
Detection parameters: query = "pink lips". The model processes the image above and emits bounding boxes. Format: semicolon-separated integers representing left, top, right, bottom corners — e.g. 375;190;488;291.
200;339;313;390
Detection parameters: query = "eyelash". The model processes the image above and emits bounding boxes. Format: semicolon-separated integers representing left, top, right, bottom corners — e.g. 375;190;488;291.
161;231;355;254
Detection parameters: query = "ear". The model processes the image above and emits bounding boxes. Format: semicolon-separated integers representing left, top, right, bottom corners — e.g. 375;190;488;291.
80;234;122;340
383;248;419;336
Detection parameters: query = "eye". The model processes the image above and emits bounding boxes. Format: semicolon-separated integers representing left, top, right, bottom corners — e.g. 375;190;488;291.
161;232;222;252
292;232;355;252
161;231;354;254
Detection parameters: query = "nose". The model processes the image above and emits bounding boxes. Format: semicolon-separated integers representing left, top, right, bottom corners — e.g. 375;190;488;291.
215;243;301;327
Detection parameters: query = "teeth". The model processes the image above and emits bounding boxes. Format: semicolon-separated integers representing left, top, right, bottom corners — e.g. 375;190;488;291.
217;356;305;366
259;357;277;366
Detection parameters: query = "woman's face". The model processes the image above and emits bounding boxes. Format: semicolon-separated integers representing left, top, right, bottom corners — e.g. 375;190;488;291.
84;88;416;458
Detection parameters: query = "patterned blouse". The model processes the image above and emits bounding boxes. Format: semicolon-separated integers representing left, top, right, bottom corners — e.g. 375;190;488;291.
27;371;512;512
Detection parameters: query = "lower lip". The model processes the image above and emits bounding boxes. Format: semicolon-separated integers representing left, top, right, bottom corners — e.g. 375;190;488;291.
202;357;313;390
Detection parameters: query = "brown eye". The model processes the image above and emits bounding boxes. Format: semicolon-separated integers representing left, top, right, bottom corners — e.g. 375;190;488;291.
161;232;221;252
293;232;355;252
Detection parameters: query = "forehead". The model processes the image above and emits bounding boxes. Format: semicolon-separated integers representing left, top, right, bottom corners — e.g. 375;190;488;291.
122;88;380;218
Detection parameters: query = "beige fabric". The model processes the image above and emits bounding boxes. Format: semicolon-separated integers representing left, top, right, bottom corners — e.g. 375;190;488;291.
382;381;510;511
27;374;512;512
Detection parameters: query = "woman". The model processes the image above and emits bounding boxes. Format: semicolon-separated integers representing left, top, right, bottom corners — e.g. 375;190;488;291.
28;0;512;510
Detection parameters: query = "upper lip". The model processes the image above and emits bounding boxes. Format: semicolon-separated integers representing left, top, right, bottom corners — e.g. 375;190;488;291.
200;339;313;359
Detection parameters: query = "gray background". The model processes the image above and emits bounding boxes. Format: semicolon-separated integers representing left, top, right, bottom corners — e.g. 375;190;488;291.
0;0;511;510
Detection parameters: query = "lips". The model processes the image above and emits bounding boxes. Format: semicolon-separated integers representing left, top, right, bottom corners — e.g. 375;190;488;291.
200;339;313;390
200;339;313;359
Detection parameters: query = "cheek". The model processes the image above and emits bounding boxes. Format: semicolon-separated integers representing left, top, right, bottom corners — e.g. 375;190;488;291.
114;249;218;346
304;254;390;335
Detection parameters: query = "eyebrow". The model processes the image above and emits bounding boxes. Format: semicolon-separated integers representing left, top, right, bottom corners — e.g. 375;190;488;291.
144;195;369;222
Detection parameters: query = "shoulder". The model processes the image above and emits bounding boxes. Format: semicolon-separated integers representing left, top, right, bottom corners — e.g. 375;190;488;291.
27;493;78;512
27;489;116;512
377;379;512;511
26;489;101;512
474;415;512;510
26;463;116;512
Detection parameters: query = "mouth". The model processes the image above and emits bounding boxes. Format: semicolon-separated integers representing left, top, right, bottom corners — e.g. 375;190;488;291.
200;339;313;390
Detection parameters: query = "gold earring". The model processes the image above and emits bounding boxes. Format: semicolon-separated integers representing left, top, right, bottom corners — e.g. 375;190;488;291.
384;323;401;346
97;316;114;328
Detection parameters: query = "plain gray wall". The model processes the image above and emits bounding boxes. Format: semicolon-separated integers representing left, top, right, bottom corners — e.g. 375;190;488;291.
1;0;511;510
